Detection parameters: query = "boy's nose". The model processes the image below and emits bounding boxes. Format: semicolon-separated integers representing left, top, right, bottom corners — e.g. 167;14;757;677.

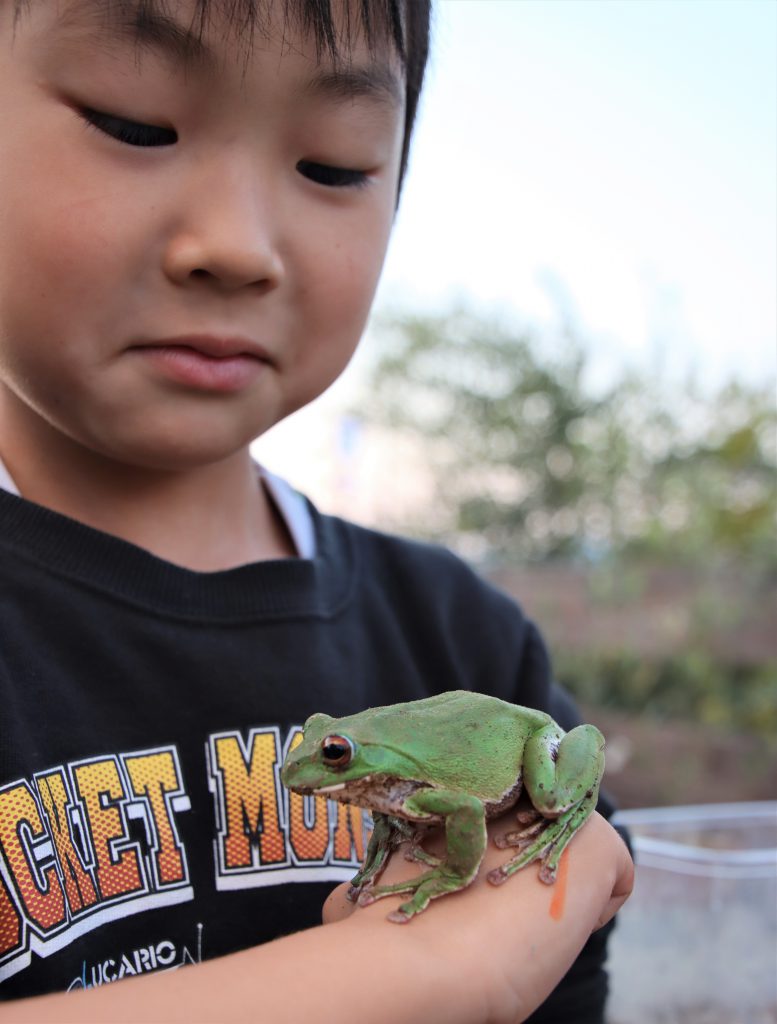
162;165;285;292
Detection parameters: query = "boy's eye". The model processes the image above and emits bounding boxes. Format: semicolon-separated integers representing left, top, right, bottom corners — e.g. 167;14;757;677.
296;160;369;189
78;110;367;185
80;108;177;148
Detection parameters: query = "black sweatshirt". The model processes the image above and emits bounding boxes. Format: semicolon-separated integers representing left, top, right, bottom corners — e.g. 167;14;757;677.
0;487;614;1018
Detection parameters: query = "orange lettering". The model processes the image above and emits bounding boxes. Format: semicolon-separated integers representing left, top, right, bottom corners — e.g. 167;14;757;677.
36;769;98;914
72;760;144;900
0;864;24;956
124;752;186;886
213;733;285;869
0;783;66;931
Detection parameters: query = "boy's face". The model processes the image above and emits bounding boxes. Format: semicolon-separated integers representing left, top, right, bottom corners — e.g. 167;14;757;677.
0;1;404;471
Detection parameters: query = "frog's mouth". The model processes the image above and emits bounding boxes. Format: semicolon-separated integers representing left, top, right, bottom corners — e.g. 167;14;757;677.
307;774;434;820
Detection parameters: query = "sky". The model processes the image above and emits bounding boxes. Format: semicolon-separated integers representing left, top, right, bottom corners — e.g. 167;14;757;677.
378;0;777;392
258;0;777;499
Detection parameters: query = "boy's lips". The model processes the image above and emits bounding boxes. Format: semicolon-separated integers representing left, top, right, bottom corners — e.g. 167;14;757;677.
131;335;272;393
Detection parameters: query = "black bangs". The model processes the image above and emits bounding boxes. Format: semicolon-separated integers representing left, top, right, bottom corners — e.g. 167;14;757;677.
154;0;407;65
287;0;407;65
13;0;407;64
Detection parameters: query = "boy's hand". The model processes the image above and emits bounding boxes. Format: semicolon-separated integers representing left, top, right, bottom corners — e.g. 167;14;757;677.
2;813;630;1024
324;811;633;1023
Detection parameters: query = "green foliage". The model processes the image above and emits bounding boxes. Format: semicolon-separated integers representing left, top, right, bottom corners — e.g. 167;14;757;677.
359;309;777;569
357;309;777;732
554;649;777;740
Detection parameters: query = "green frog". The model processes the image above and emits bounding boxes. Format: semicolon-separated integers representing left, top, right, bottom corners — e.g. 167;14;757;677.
280;690;604;923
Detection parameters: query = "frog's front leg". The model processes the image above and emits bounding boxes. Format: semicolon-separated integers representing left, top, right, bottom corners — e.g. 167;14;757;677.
357;789;487;923
489;723;604;886
347;812;415;901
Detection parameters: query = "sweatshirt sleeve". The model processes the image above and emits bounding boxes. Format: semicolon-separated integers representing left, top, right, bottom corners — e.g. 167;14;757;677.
485;577;620;1024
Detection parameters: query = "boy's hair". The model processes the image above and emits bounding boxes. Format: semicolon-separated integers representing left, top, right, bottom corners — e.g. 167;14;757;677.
11;0;432;189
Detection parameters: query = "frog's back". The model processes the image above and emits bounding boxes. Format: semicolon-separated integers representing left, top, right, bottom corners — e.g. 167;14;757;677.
365;690;547;729
339;690;552;801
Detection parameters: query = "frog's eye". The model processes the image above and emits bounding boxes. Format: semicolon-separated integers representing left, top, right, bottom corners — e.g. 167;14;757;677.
321;735;355;769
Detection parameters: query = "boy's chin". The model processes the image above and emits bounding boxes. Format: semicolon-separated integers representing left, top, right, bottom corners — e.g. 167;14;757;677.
83;427;263;475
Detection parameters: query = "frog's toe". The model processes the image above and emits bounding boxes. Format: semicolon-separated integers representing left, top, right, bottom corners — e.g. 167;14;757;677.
487;865;510;886
388;888;437;922
494;831;530;850
356;876;421;906
539;862;558;884
515;808;542;826
494;817;547;850
356;888;377;907
386;908;413;924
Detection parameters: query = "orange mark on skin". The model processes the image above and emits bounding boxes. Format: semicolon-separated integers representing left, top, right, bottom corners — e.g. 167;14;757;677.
548;848;570;920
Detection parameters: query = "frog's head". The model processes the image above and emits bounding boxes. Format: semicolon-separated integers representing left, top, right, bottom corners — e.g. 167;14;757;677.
280;711;418;796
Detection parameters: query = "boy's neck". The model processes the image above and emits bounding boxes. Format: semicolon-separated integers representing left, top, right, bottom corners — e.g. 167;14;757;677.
0;402;295;570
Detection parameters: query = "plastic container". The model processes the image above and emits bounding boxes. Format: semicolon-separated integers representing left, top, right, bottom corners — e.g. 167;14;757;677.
607;801;777;1024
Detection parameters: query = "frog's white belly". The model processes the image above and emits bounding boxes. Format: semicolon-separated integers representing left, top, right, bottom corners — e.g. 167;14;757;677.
313;773;524;821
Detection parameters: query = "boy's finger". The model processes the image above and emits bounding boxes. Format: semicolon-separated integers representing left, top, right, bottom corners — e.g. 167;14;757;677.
594;838;635;930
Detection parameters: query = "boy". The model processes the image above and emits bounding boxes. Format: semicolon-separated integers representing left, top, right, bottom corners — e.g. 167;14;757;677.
0;1;632;1021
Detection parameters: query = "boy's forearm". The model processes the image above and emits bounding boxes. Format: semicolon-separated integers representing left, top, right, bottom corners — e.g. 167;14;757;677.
1;921;472;1024
1;814;632;1024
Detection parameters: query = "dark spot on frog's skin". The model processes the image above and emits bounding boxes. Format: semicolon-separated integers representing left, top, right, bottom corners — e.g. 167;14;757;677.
551;746;559;763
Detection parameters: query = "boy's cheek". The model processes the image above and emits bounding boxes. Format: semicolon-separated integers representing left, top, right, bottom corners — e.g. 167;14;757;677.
0;186;116;316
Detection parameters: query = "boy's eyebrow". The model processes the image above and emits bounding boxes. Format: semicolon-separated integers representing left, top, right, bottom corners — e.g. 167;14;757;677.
304;66;404;111
128;9;215;68
62;5;217;70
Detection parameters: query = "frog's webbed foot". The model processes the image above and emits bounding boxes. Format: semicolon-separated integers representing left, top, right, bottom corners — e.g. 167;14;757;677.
357;866;466;923
487;794;595;887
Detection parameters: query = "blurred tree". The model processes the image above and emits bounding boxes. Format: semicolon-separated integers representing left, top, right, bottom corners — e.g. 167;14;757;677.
356;309;777;737
627;381;777;567
358;309;776;569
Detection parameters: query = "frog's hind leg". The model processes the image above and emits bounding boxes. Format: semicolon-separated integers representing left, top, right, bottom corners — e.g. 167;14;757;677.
488;722;604;886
